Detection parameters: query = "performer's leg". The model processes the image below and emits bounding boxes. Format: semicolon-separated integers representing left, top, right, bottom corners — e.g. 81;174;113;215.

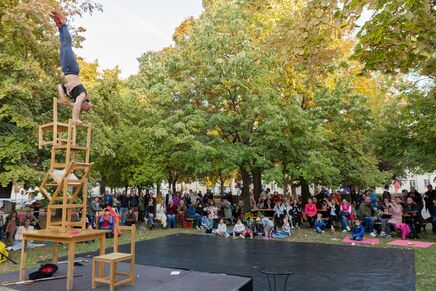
59;24;80;76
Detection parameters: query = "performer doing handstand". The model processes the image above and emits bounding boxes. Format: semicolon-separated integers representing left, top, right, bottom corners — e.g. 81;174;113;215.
49;9;91;125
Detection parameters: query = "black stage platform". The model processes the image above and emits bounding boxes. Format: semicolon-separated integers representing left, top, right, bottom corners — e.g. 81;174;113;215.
2;234;415;291
0;263;252;291
122;234;415;291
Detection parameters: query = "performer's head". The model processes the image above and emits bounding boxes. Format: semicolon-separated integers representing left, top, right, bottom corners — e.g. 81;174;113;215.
81;100;91;112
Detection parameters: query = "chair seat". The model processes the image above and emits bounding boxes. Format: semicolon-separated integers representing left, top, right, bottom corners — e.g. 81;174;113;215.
94;252;133;262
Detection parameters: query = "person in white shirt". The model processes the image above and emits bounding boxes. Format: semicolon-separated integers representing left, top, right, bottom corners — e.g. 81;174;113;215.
233;219;246;239
216;218;229;237
7;218;43;251
155;201;167;228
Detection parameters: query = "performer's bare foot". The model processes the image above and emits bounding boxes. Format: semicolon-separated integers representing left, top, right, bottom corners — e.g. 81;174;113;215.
72;119;83;126
50;9;66;27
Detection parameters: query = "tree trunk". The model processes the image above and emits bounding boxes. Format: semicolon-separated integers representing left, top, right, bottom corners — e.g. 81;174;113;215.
252;168;262;201
300;178;311;205
156;180;161;193
291;184;297;196
240;166;251;211
99;179;106;195
219;174;225;195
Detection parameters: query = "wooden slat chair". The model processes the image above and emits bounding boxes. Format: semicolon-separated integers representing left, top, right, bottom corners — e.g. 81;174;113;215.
92;224;136;291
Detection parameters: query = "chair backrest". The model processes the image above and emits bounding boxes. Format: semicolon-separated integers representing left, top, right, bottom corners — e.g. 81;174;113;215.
113;223;136;256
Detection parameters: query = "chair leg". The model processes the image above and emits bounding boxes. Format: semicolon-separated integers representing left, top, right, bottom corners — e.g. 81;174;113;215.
91;260;96;289
130;259;135;286
110;261;115;291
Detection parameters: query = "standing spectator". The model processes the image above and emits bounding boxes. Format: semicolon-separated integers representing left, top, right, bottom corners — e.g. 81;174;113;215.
166;200;177;228
119;192;129;222
138;192;145;222
112;193;120;211
0;215;4;240
103;191;113;207
431;198;436;236
304;198;317;228
130;191;140;219
382;185;392;201
424;184;436;211
32;199;41;219
89;196;100;228
358;197;377;237
407;187;423;211
249;190;256;209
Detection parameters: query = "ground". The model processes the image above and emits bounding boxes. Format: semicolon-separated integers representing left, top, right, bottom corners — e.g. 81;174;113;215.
1;227;434;291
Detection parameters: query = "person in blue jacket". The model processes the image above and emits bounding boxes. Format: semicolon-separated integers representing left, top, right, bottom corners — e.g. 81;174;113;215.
350;219;365;241
187;202;202;230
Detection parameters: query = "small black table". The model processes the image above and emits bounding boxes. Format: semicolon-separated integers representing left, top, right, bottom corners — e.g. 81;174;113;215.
254;266;294;291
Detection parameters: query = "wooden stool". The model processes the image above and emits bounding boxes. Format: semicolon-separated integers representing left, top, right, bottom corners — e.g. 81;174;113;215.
92;224;136;291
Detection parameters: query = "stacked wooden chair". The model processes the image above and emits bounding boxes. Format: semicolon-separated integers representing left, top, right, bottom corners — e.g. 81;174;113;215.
92;224;136;290
38;98;93;230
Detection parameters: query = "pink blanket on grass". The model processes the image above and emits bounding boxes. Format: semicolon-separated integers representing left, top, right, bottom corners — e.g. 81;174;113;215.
342;237;380;245
387;240;434;248
395;223;410;240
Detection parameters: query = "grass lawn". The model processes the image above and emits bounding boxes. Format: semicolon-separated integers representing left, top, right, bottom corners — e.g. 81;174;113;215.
1;227;434;290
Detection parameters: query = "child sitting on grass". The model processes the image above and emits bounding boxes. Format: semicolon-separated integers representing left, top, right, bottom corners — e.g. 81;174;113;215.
273;217;291;238
314;213;326;234
350;219;365;241
216;218;229;237
233;219;246;239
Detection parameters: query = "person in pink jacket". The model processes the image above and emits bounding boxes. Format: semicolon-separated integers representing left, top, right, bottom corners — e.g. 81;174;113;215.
380;197;403;237
305;198;317;228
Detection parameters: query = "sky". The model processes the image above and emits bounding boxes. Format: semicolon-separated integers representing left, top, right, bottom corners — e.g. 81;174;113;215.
73;0;203;78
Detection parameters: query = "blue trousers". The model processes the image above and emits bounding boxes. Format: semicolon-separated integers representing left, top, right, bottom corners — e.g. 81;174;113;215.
167;214;176;228
59;24;79;75
432;216;436;234
339;215;349;230
362;216;374;233
188;214;202;227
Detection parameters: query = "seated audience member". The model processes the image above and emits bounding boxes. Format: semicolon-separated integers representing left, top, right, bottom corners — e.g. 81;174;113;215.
254;218;265;236
216;218;229;237
272;191;281;204
7;218;43;251
98;209;115;237
264;198;273;209
291;199;302;227
326;198;340;232
166;200;177;228
146;199;156;229
233;219;246;239
273;201;285;227
156;201;167;228
222;199;233;223
314;213;326;234
339;199;352;232
274;217;291;237
380;197;403;237
207;200;220;228
283;201;293;228
177;200;187;226
403;196;420;238
187;201;202;230
357;197;377;237
5;211;18;243
350;219;365;241
431;198;436;236
124;207;136;226
261;215;274;239
304;198;317;228
257;196;265;209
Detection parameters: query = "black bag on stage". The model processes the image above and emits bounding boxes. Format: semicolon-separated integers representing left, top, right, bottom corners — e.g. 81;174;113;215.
29;263;58;280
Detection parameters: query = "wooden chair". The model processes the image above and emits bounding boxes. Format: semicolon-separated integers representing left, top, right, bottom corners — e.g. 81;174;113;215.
92;224;136;291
